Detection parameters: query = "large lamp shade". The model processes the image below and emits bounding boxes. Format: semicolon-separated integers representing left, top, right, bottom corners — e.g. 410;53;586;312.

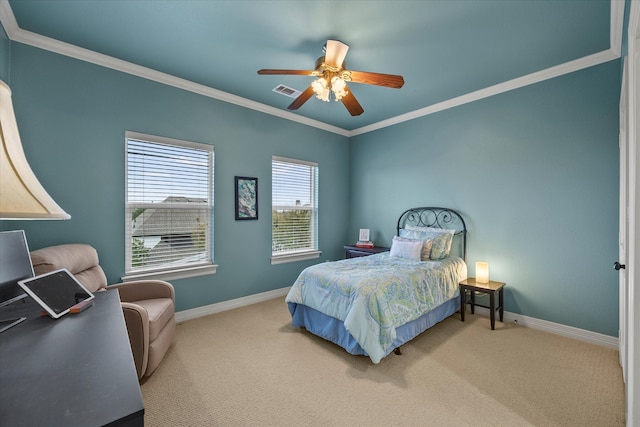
0;80;70;220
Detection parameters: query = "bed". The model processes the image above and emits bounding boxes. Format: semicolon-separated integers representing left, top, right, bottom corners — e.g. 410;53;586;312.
285;207;468;363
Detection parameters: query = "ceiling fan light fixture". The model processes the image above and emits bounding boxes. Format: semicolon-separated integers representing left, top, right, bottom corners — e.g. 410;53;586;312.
312;74;347;102
330;76;347;101
311;77;330;102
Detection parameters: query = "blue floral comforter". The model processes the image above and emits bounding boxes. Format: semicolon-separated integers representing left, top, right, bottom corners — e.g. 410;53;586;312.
285;252;467;363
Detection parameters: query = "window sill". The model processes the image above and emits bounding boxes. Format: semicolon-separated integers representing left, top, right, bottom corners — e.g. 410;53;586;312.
271;250;322;265
122;264;218;282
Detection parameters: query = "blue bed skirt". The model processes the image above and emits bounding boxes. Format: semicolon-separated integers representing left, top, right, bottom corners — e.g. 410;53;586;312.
288;295;460;360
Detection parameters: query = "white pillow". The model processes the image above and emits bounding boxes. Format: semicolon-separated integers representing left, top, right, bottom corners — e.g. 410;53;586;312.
400;226;455;259
389;236;423;261
394;235;433;261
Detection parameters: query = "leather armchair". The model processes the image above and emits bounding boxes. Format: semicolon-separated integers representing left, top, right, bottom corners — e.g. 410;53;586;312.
29;244;176;379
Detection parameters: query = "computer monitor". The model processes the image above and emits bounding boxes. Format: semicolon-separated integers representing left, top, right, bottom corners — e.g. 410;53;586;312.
0;230;34;333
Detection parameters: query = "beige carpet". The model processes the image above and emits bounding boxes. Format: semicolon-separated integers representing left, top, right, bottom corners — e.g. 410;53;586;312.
140;297;625;426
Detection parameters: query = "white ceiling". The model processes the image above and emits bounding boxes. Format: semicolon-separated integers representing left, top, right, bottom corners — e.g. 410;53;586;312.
1;0;625;136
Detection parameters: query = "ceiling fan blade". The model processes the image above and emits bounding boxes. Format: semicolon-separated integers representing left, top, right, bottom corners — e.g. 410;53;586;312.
258;69;316;76
341;88;364;116
287;85;315;110
347;70;405;88
324;40;349;68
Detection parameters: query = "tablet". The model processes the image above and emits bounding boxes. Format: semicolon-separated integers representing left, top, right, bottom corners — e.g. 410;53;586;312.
18;268;95;319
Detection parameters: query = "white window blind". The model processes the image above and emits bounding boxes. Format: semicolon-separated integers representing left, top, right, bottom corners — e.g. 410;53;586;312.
272;156;318;256
125;132;214;277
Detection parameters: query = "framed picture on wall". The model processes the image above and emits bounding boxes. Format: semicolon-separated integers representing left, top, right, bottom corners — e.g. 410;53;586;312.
235;176;258;220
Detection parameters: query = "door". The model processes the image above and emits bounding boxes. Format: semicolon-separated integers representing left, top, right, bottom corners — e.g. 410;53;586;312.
619;59;628;381
622;1;640;424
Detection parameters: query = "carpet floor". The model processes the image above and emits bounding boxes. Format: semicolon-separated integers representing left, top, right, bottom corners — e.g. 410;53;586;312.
140;297;625;426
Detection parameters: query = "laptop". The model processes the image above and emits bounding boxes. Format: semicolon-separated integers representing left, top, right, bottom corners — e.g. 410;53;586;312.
18;269;95;319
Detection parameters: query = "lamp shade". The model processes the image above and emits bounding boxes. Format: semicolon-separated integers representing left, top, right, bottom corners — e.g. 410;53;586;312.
476;261;489;283
0;80;70;220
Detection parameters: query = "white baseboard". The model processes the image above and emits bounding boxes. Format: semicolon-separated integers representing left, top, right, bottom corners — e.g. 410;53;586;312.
175;288;619;350
471;306;619;349
175;287;291;323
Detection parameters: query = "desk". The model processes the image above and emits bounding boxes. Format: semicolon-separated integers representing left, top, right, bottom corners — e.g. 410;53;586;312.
0;290;144;426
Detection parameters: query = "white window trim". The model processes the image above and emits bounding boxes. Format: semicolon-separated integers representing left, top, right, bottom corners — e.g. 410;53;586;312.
121;264;217;282
271;250;322;265
271;156;319;265
124;131;215;279
272;155;317;167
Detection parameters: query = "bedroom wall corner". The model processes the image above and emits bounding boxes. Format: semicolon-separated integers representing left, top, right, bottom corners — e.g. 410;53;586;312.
348;60;621;337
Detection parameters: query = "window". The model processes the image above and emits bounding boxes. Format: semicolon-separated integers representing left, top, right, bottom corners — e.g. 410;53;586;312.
271;156;320;264
125;132;215;280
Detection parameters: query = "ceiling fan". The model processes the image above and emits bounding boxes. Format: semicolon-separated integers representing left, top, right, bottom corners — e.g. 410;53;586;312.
258;40;404;116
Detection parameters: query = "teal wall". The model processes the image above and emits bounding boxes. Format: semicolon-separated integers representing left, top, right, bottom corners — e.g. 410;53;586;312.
2;29;621;336
2;43;350;311
349;61;621;336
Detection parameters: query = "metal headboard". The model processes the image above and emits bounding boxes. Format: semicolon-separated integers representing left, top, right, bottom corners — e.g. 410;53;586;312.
396;207;467;261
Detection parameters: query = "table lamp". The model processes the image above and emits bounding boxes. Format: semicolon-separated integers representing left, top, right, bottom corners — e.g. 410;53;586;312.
476;261;489;283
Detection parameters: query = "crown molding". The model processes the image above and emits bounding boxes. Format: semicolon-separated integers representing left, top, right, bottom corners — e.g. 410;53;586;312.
351;1;625;137
610;0;626;56
0;0;16;34
0;0;624;138
350;49;619;136
0;1;349;137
